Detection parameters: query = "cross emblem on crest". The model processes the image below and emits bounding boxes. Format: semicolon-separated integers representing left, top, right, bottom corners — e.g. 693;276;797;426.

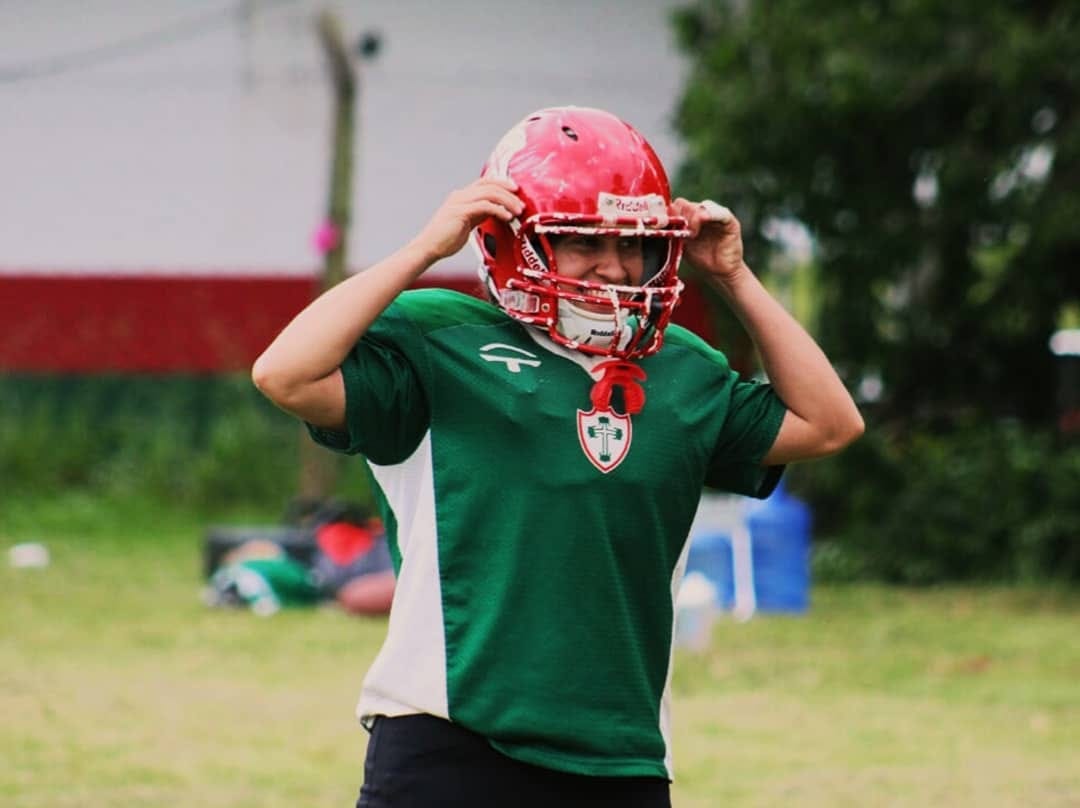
576;407;632;473
588;416;623;461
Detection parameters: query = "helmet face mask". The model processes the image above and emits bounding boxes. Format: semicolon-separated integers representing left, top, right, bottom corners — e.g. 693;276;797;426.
474;107;689;359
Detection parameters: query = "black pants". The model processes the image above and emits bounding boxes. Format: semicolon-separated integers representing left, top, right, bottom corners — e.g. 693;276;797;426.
356;714;671;808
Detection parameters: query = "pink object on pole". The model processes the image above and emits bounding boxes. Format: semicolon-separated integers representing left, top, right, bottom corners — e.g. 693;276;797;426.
312;220;341;254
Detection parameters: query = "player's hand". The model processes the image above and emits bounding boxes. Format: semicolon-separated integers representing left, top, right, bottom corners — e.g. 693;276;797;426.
412;177;524;263
671;198;749;286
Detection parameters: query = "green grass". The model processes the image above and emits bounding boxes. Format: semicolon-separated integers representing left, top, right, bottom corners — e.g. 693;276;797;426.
3;494;1079;807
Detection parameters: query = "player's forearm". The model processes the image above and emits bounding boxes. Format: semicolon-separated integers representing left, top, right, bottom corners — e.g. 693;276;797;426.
251;240;435;399
710;265;864;452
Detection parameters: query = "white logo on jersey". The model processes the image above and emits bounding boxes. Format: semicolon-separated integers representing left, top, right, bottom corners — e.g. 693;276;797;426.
479;343;542;373
576;408;632;473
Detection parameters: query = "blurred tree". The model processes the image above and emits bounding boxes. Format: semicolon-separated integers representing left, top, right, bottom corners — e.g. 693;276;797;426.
672;0;1080;427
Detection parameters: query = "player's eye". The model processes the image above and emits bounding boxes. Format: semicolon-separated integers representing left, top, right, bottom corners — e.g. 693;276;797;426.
555;234;599;252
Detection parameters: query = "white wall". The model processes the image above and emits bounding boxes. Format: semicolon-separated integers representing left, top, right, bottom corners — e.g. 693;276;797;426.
0;0;688;275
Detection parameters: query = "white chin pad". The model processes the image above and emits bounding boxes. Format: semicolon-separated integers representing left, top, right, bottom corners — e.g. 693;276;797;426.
556;299;631;350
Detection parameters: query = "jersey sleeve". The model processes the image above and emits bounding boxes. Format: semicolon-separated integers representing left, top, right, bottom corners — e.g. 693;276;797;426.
704;371;788;499
306;301;430;466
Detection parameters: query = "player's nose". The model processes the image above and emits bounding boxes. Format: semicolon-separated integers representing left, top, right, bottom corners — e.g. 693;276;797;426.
592;239;628;283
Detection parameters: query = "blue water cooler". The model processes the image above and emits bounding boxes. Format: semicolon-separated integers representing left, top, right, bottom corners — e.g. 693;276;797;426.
685;529;736;610
685;482;812;615
684;494;741;612
744;480;812;613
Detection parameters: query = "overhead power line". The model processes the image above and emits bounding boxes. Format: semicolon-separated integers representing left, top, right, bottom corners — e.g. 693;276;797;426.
0;0;297;84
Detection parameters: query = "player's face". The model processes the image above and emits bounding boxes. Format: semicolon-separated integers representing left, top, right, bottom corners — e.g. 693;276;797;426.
550;234;646;287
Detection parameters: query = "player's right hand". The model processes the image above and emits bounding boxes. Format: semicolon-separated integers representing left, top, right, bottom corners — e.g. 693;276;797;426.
411;177;523;263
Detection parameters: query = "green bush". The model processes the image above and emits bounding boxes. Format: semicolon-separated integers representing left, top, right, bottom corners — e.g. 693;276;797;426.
0;374;369;511
5;377;1077;583
794;419;1080;584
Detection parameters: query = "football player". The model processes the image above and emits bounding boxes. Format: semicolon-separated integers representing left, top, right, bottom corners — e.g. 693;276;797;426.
253;106;863;807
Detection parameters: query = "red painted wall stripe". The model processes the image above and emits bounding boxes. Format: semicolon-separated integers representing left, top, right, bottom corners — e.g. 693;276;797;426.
0;272;714;373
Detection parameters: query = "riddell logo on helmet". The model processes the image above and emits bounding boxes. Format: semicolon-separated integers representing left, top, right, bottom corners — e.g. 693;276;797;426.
520;239;547;274
598;193;667;221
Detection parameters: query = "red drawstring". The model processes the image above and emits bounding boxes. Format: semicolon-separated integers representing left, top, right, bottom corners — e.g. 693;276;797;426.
590;360;647;415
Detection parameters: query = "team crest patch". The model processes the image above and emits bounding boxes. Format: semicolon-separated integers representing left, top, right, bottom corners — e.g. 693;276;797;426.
576;408;632;473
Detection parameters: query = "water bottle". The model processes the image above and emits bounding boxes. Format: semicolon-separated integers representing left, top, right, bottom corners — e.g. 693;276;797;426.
674;571;718;651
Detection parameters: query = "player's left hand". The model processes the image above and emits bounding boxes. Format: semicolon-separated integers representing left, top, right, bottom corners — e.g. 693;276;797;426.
671;198;749;286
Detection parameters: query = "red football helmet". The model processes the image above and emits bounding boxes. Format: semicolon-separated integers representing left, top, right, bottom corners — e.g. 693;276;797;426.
473;107;689;359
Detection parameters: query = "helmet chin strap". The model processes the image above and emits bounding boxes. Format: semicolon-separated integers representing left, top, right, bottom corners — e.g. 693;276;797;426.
556;296;635;353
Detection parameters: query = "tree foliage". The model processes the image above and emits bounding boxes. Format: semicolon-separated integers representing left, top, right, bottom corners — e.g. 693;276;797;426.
672;0;1080;426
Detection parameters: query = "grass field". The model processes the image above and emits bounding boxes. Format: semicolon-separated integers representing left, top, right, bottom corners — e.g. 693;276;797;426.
3;493;1079;807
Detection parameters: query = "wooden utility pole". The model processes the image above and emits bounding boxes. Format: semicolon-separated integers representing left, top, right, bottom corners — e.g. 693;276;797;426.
298;9;356;499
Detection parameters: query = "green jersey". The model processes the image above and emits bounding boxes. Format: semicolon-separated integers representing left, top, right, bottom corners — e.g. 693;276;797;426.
309;288;786;779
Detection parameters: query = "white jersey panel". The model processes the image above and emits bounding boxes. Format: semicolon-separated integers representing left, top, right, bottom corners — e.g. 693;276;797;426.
660;535;694;778
357;431;449;721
